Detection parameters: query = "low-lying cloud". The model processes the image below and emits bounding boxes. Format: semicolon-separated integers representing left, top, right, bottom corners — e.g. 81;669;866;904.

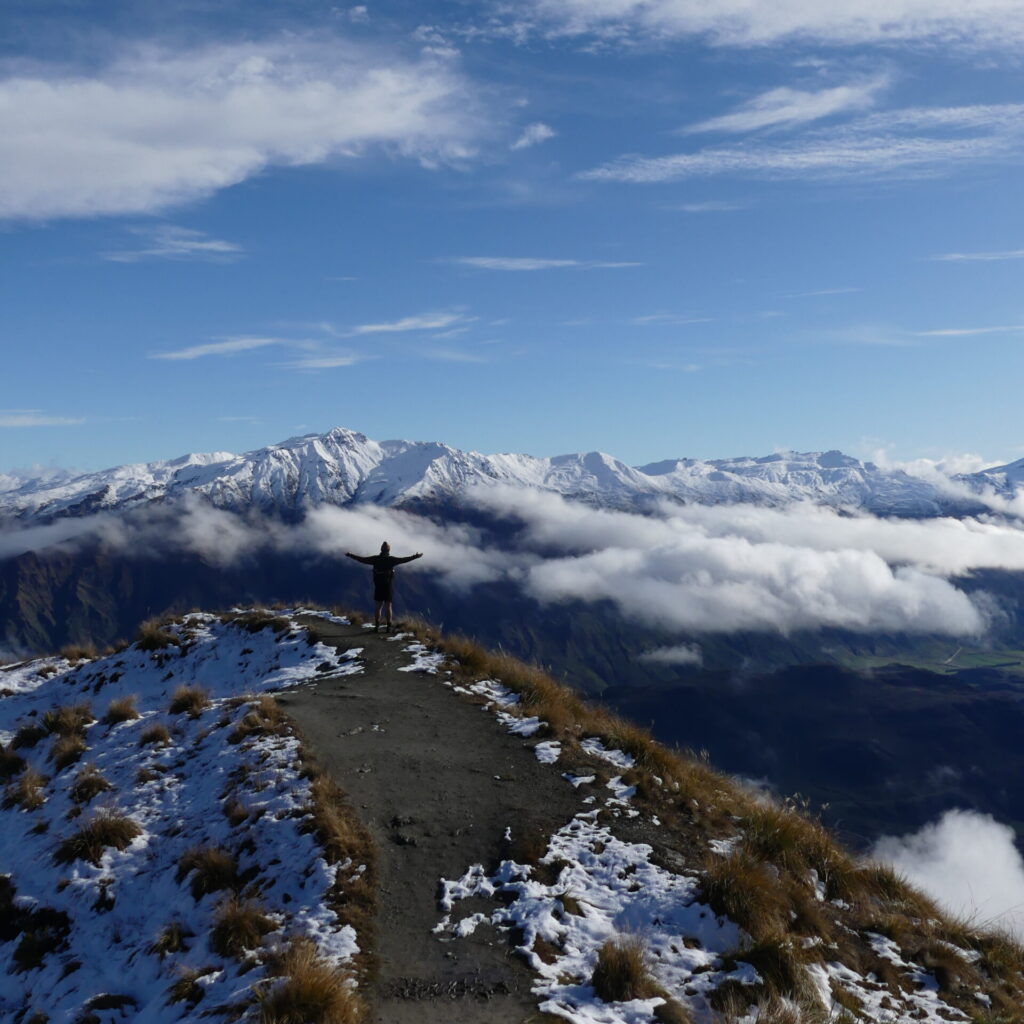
872;810;1024;938
5;485;1024;639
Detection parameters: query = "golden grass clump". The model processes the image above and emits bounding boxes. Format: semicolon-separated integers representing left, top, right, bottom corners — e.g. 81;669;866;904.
0;743;27;780
58;644;98;663
210;896;276;959
4;767;47;810
139;723;171;746
700;850;793;941
168;685;210;717
135;618;181;652
50;734;88;771
42;703;94;737
176;845;238;900
229;695;288;745
257;936;364;1024
167;965;216;1006
149;921;194;958
591;936;661;1002
102;695;140;725
54;810;142;865
11;722;48;750
223;611;291;635
69;764;113;804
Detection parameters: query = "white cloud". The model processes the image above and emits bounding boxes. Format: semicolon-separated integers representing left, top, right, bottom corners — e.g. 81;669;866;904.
632;314;711;325
502;0;1024;48
452;256;641;270
511;121;556;149
102;224;244;262
349;311;468;334
685;79;887;134
872;810;1024;938
284;352;363;369
0;37;484;220
914;325;1024;336
581;102;1023;184
150;336;285;361
933;247;1024;262
638;644;703;666
0;411;84;428
677;200;745;213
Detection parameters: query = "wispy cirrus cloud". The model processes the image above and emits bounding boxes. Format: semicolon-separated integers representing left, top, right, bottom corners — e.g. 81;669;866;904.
102;225;244;263
284;351;363;370
511;121;556;150
581;102;1023;184
914;324;1024;336
684;78;887;134
632;313;712;326
0;410;85;427
676;200;745;213
932;247;1024;262
349;311;471;334
0;37;486;220
492;0;1024;48
150;336;287;361
451;256;641;270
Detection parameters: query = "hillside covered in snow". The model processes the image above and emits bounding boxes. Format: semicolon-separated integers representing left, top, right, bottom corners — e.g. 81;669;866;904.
2;609;1023;1023
3;426;1019;524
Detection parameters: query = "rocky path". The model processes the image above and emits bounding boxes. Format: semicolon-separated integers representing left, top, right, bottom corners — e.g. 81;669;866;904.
280;618;582;1024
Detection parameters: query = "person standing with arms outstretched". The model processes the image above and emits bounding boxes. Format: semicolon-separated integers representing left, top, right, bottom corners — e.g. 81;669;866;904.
345;542;423;632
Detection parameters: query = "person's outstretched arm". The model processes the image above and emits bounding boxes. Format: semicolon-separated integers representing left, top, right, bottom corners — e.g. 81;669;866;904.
345;552;374;564
394;552;423;564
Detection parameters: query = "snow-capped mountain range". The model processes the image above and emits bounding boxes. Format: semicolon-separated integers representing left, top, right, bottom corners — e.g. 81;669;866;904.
1;426;1020;524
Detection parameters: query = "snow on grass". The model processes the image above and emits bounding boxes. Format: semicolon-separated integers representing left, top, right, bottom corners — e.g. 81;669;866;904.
436;815;746;1023
0;612;362;1022
397;642;445;674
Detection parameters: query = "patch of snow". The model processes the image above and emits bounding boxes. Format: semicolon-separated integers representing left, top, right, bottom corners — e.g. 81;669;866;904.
535;741;562;765
580;738;635;772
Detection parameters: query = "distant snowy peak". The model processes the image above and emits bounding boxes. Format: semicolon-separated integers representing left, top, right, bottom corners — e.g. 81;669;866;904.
0;426;1004;524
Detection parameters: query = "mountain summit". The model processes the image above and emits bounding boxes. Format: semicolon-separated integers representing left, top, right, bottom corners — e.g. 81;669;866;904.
0;427;1006;524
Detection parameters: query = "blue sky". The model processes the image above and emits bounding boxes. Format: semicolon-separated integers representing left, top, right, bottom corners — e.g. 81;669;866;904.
2;0;1023;472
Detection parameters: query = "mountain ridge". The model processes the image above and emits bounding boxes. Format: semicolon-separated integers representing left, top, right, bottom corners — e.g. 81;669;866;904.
3;425;1018;524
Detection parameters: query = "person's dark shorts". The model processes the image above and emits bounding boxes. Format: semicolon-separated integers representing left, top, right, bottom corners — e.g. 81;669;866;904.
374;581;393;602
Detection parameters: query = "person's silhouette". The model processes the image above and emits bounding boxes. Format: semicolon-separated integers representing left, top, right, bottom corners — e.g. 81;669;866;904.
345;541;423;631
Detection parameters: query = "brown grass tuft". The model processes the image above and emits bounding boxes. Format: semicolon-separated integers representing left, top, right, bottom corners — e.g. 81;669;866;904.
135;618;181;652
223;611;291;635
701;850;791;941
149;921;194;958
54;810;141;865
229;695;288;744
167;965;216;1006
176;845;238;900
50;735;87;771
4;767;47;810
11;722;48;749
58;644;97;663
257;936;364;1024
42;703;94;737
102;695;140;725
69;764;113;804
210;896;276;959
591;936;662;1003
139;723;171;746
168;685;210;717
0;743;27;780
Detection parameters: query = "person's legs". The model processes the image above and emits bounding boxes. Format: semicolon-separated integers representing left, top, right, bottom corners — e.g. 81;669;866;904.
374;600;384;627
384;600;393;627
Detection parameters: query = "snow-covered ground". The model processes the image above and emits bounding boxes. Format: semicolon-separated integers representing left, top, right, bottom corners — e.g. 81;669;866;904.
0;611;361;1022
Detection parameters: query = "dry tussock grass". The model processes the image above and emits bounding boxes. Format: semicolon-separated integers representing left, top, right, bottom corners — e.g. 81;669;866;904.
103;695;140;725
168;685;210;717
167;965;216;1006
54;810;141;865
69;764;112;804
229;696;288;745
176;845;238;900
4;767;47;810
42;703;94;737
210;896;275;959
135;618;181;651
50;734;87;771
221;611;291;635
149;921;194;958
11;722;47;750
59;644;98;663
139;723;171;746
0;743;27;780
257;937;364;1024
590;936;692;1022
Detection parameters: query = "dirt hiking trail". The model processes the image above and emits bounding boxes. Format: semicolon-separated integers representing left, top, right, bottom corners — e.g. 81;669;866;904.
282;617;582;1024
